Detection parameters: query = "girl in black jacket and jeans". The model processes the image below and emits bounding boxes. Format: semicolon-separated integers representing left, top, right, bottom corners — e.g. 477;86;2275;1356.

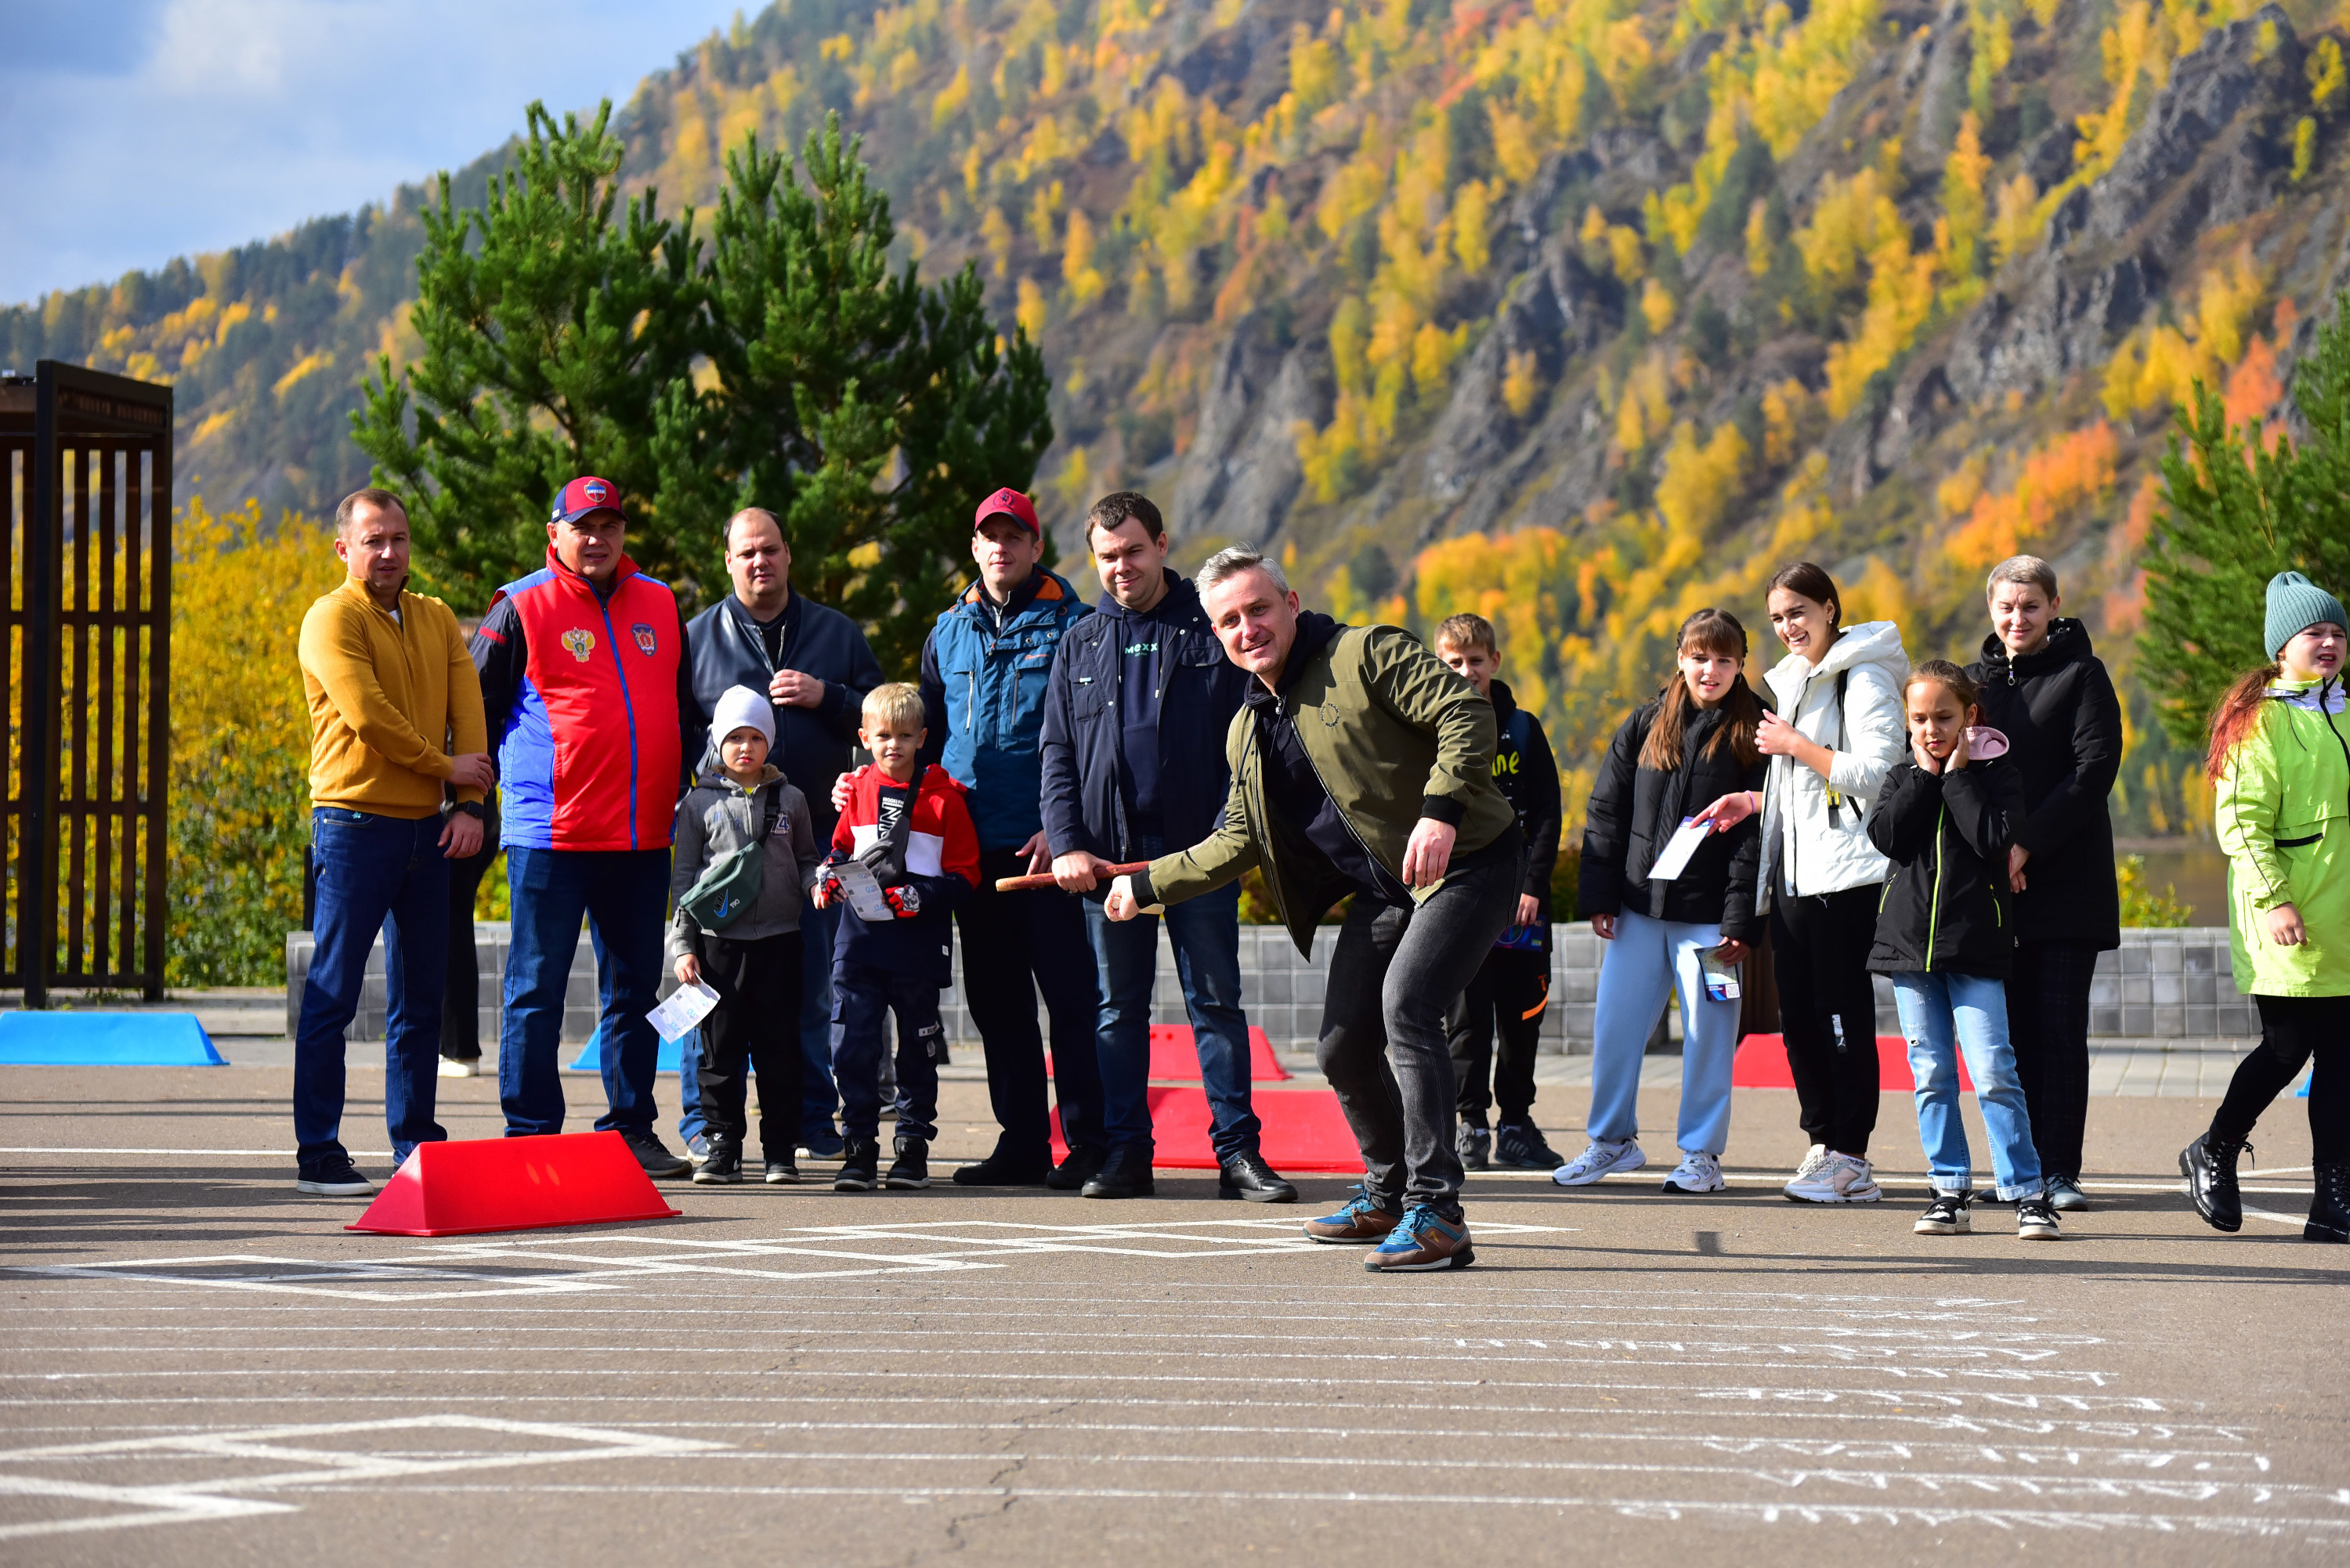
1556;609;1766;1197
1965;555;2122;1213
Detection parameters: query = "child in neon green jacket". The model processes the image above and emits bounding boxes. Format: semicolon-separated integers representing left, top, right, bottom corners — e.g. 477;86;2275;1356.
2181;572;2349;1243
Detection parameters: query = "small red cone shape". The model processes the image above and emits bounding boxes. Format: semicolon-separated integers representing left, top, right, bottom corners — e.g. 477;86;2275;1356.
347;1132;683;1237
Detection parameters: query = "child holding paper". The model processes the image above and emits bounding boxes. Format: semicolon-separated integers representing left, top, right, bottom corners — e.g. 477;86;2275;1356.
667;685;822;1186
1557;609;1766;1195
813;683;982;1192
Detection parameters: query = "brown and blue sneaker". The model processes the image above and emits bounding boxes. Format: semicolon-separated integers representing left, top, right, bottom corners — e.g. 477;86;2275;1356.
1302;1188;1401;1245
1364;1205;1475;1272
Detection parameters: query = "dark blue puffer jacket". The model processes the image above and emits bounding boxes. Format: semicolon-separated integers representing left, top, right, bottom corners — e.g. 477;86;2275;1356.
918;569;1091;851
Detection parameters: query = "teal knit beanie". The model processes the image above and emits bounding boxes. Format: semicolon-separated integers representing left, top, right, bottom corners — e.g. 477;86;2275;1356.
2265;571;2350;659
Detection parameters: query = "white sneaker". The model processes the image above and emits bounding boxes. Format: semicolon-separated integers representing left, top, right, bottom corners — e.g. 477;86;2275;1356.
1662;1151;1726;1193
1791;1143;1829;1181
1553;1138;1646;1187
437;1057;481;1078
1784;1151;1882;1203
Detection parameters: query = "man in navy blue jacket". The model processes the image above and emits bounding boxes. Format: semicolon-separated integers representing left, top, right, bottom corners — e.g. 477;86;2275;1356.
1039;493;1298;1203
682;508;884;1161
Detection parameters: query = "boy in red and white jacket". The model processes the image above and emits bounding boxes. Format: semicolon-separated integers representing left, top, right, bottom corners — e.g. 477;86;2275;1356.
813;682;982;1191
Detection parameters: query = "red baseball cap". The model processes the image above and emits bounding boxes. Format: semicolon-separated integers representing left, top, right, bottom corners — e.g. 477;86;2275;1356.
972;487;1039;537
551;475;627;527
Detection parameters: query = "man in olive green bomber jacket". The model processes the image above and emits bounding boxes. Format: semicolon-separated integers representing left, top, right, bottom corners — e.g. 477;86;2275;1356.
1105;544;1521;1271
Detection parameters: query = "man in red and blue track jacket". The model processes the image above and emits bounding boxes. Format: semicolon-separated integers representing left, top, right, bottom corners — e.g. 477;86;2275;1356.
469;475;697;1174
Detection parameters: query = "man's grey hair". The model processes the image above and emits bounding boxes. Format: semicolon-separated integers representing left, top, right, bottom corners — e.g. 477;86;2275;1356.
1196;543;1288;600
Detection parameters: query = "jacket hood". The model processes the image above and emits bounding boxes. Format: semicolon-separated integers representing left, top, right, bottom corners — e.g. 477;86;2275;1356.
1489;677;1518;724
1094;572;1200;622
1271;612;1346;697
1976;616;2094;681
1766;618;1907;703
2268;674;2349;714
1964;724;2012;759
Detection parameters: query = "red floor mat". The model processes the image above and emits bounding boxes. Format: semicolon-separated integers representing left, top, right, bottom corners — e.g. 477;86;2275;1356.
1733;1032;1972;1091
1051;1086;1362;1171
1050;1024;1292;1082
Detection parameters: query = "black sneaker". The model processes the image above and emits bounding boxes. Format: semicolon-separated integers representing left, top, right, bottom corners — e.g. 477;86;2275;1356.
1218;1151;1298;1203
295;1156;375;1197
1080;1143;1155;1199
762;1157;801;1184
952;1147;1053;1187
1456;1122;1491;1171
692;1137;743;1185
1492;1122;1562;1169
834;1137;880;1192
2180;1134;2247;1233
886;1136;931;1190
623;1131;692;1180
1046;1145;1109;1191
1914;1190;1972;1234
2016;1194;2061;1240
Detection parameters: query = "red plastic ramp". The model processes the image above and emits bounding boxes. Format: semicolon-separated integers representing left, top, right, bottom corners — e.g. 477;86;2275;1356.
347;1132;682;1237
1051;1086;1362;1172
1049;1024;1292;1082
1733;1033;1972;1092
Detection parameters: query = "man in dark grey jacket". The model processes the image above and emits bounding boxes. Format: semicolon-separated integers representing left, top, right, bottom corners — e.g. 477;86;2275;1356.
680;508;884;1160
1039;493;1295;1205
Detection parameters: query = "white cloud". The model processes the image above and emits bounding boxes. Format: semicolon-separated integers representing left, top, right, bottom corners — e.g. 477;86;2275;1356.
0;0;740;302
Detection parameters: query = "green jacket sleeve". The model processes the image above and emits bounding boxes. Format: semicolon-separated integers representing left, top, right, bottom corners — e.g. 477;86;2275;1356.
1359;626;1496;826
1140;721;1261;906
2215;714;2292;912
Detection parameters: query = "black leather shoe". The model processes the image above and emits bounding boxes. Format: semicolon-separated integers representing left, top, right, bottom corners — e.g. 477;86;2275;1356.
951;1148;1052;1187
2180;1133;2246;1233
1081;1143;1155;1199
1218;1151;1298;1203
1047;1144;1110;1191
2307;1162;2350;1244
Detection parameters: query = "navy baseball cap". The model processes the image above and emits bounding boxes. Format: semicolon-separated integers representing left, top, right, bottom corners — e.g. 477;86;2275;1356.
551;475;627;527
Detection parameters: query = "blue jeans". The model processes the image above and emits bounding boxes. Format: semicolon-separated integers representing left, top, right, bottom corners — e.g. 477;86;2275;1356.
1587;910;1739;1156
1893;970;2044;1200
1083;866;1261;1161
830;960;942;1143
678;899;840;1146
294;808;450;1168
499;846;670;1139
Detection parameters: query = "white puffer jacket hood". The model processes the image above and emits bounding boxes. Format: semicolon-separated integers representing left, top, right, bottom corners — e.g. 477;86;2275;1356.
1757;619;1910;905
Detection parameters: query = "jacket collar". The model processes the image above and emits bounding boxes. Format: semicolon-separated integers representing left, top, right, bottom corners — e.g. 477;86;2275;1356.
1272;612;1344;698
1766;619;1905;703
960;568;1067;620
696;761;786;793
2268;674;2348;714
1488;677;1517;727
544;544;638;602
334;576;410;621
1976;617;2092;682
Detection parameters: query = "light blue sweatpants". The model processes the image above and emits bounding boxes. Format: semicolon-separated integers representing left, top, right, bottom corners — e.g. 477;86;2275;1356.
1587;909;1741;1157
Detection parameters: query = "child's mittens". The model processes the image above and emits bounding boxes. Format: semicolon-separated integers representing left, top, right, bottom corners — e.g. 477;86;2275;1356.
883;883;922;919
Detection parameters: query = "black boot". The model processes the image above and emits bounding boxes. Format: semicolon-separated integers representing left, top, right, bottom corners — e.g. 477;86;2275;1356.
2179;1133;2247;1233
833;1136;880;1192
1046;1144;1109;1190
2306;1162;2350;1244
887;1136;931;1190
1080;1143;1155;1199
1218;1150;1298;1203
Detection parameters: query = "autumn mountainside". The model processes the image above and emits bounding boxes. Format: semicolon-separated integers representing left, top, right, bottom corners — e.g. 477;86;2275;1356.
9;0;2347;840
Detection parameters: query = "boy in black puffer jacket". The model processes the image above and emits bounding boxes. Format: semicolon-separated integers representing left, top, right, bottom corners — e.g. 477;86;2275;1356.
1867;660;2056;1241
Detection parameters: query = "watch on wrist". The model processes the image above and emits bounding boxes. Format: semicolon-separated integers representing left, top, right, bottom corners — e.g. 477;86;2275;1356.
453;800;487;819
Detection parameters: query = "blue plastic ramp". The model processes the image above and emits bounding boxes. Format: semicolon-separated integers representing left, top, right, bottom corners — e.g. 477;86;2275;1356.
566;1025;686;1074
0;1011;226;1066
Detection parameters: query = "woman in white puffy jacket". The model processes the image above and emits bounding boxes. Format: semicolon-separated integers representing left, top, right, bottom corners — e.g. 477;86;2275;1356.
1697;562;1908;1202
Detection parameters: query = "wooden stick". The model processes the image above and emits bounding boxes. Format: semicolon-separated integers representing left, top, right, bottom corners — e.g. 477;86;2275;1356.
992;860;1149;894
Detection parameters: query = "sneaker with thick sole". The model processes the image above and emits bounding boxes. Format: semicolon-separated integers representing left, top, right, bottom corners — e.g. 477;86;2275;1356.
1303;1189;1401;1244
1784;1151;1882;1203
1914;1190;1972;1234
2045;1173;2089;1212
2016;1194;2062;1240
692;1138;743;1185
436;1055;481;1078
886;1136;931;1190
623;1133;692;1180
951;1150;1052;1187
1661;1151;1726;1194
294;1157;375;1197
1491;1123;1562;1169
1047;1145;1110;1192
1218;1151;1298;1202
1364;1205;1475;1272
1456;1122;1491;1171
1553;1138;1645;1187
833;1137;880;1191
762;1158;800;1184
1789;1143;1828;1183
1081;1143;1155;1199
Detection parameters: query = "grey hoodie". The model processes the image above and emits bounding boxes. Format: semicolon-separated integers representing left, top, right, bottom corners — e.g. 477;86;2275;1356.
666;762;821;963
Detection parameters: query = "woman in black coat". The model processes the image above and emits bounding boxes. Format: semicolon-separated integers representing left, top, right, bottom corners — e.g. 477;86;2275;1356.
1965;555;2122;1213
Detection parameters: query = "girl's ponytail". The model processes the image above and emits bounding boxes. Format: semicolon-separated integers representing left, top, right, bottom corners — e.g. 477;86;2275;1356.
2205;664;2280;782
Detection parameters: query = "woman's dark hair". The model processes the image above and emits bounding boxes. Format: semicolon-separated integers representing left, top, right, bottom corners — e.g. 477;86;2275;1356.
1640;608;1764;771
1765;561;1842;629
1904;658;1981;711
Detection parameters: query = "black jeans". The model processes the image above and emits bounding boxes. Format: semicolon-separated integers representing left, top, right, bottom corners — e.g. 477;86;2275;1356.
441;836;497;1060
2007;939;2101;1178
1770;880;1882;1157
2212;992;2350;1165
956;847;1107;1164
1447;943;1548;1127
697;930;806;1159
1319;852;1519;1218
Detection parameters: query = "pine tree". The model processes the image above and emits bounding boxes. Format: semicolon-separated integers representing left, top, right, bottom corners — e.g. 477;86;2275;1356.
2140;297;2350;747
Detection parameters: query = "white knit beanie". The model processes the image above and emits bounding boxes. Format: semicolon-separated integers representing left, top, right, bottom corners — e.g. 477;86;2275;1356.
710;685;776;750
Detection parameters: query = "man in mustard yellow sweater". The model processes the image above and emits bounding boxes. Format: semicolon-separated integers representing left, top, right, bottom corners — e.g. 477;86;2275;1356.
291;487;491;1195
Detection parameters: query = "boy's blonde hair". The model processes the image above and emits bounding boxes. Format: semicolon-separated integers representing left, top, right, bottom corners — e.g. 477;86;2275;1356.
861;681;926;731
1434;612;1497;655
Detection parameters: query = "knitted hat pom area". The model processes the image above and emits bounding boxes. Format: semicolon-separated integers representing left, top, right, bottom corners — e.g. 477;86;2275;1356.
2265;571;2350;661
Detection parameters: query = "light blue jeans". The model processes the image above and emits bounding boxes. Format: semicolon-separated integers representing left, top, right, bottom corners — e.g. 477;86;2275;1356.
1891;970;2044;1201
1588;911;1740;1157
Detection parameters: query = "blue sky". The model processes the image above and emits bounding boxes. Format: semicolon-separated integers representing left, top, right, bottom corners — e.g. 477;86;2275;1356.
0;0;743;302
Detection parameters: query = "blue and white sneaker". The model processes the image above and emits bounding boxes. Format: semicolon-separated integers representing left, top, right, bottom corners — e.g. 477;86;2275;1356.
1302;1188;1401;1245
1553;1137;1646;1187
1661;1151;1726;1193
685;1133;712;1168
1364;1205;1476;1271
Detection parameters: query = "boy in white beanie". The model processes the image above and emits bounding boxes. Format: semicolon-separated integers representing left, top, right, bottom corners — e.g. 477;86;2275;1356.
667;684;822;1183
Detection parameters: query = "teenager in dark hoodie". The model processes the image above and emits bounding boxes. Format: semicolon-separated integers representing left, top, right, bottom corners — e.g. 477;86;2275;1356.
1965;555;2122;1214
1868;660;2056;1241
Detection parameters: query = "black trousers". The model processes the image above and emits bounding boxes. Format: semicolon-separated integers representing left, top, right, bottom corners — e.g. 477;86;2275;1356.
2212;992;2350;1165
2007;939;2101;1179
1448;943;1548;1126
697;930;807;1158
1770;880;1882;1156
441;838;498;1060
956;847;1107;1164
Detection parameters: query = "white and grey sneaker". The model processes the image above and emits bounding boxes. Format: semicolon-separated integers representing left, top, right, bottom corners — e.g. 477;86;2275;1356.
1790;1143;1829;1183
1553;1138;1646;1187
1784;1151;1882;1203
1661;1151;1726;1194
